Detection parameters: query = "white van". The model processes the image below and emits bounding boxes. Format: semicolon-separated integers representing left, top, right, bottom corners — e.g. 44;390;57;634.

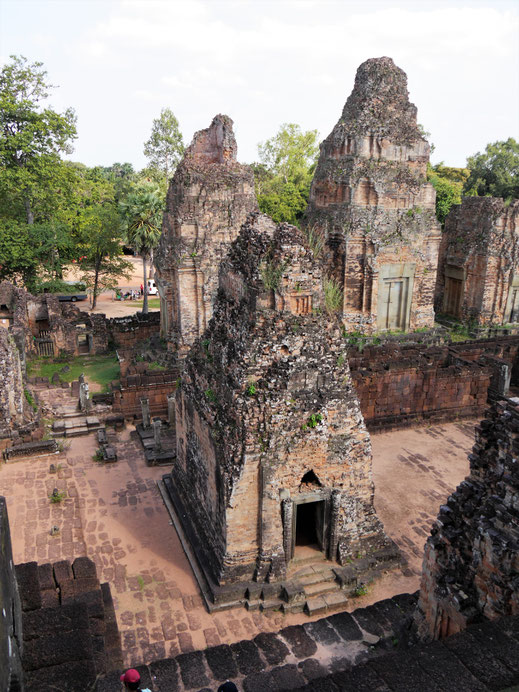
147;279;158;295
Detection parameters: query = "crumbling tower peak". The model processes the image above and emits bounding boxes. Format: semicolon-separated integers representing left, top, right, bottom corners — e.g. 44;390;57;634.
341;56;422;142
185;113;238;165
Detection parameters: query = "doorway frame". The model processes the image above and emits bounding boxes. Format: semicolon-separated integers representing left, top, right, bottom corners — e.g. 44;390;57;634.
287;492;331;562
376;263;415;331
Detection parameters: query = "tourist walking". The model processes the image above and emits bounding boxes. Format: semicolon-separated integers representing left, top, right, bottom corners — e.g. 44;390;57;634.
120;668;151;691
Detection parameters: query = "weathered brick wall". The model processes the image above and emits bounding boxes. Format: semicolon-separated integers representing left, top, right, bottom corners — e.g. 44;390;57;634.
349;345;490;429
112;369;178;420
435;197;519;325
0;498;23;692
303;57;441;334
155;114;258;356
108;311;160;349
415;398;519;641
170;214;397;590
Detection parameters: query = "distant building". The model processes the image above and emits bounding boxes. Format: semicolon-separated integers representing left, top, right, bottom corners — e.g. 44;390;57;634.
154;114;258;356
303;57;441;334
435;197;519;325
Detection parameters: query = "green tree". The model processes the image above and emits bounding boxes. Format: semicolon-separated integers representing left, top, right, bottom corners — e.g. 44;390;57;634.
255;123;319;225
0;219;38;286
119;183;164;314
143;108;184;187
0;55;77;224
77;203;132;309
464;138;519;200
258;123;319;185
427;163;470;225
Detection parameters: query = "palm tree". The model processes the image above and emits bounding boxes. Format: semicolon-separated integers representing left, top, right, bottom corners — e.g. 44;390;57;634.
120;183;163;314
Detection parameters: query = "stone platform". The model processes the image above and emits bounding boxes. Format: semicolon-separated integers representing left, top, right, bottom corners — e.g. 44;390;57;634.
159;476;402;615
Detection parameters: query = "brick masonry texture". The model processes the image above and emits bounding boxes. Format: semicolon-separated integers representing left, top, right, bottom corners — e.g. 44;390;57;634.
303;56;441;334
167;212;397;595
416;397;519;640
435;197;519;325
154;114;258;356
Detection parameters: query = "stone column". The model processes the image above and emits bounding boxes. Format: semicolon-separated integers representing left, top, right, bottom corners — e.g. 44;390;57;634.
79;380;91;412
140;398;150;428
167;393;176;427
152;417;162;452
282;497;293;563
328;490;341;561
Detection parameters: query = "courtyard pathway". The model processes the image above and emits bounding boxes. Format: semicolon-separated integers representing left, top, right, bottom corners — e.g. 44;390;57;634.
0;419;476;667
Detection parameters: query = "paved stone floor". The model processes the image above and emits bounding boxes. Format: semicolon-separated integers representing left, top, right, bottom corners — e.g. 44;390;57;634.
0;419;476;667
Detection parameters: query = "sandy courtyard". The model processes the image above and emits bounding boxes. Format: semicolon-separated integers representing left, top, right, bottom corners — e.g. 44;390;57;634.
0;419;476;667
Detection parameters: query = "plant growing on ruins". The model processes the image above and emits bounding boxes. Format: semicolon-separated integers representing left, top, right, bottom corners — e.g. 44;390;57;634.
302;413;323;431
49;489;66;504
246;382;257;396
260;257;289;292
304;226;324;259
205;388;216;403
353;583;369;597
93;449;104;462
323;278;343;314
24;388;38;412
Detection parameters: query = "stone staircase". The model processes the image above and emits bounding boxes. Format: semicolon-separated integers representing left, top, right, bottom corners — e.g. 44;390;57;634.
51;412;104;438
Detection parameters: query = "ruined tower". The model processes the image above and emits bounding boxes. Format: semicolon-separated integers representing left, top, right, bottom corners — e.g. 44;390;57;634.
304;57;441;334
154;114;258;355
416;398;519;640
162;213;399;609
435;197;519;325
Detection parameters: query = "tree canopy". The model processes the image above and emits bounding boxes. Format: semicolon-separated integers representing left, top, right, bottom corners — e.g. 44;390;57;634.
143;107;184;189
254;123;319;225
428;163;470;225
463;138;519;200
0;55;77;224
119;182;164;313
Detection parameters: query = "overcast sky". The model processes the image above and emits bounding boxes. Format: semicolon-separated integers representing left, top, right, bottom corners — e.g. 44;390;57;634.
1;0;518;170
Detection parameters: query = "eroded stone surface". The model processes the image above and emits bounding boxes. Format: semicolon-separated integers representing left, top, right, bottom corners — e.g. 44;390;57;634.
435;197;519;325
303;57;441;334
154;114;258;355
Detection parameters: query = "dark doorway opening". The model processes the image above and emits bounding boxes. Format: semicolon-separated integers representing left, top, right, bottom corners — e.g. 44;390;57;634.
295;500;324;549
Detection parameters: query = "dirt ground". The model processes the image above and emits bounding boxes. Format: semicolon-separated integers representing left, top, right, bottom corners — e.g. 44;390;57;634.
0;418;476;667
64;256;157;319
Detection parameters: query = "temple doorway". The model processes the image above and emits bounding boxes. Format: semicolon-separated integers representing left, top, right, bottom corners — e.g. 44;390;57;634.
292;499;326;559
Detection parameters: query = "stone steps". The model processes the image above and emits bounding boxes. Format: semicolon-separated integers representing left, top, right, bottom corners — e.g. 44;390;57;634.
305;590;349;615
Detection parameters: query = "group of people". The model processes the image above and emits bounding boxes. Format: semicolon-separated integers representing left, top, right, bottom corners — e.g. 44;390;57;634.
115;284;144;301
120;668;239;691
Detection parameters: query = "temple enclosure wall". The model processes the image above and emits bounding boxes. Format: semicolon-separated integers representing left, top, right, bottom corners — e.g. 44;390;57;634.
435;197;519;325
303;57;441;334
416;397;519;640
349;335;519;430
112;369;179;420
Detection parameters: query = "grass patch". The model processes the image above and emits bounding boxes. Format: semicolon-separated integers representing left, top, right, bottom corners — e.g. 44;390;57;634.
147;361;166;371
27;354;120;392
129;298;161;310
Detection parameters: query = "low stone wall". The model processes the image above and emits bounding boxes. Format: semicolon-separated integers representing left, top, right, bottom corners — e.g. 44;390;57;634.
3;439;58;461
0;497;23;692
108;312;160;349
112;369;178;420
349;345;491;430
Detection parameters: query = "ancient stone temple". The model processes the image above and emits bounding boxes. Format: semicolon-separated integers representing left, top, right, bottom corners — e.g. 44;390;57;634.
303;57;441;334
162;213;399;609
154;114;258;356
416;397;519;640
435;197;519;325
